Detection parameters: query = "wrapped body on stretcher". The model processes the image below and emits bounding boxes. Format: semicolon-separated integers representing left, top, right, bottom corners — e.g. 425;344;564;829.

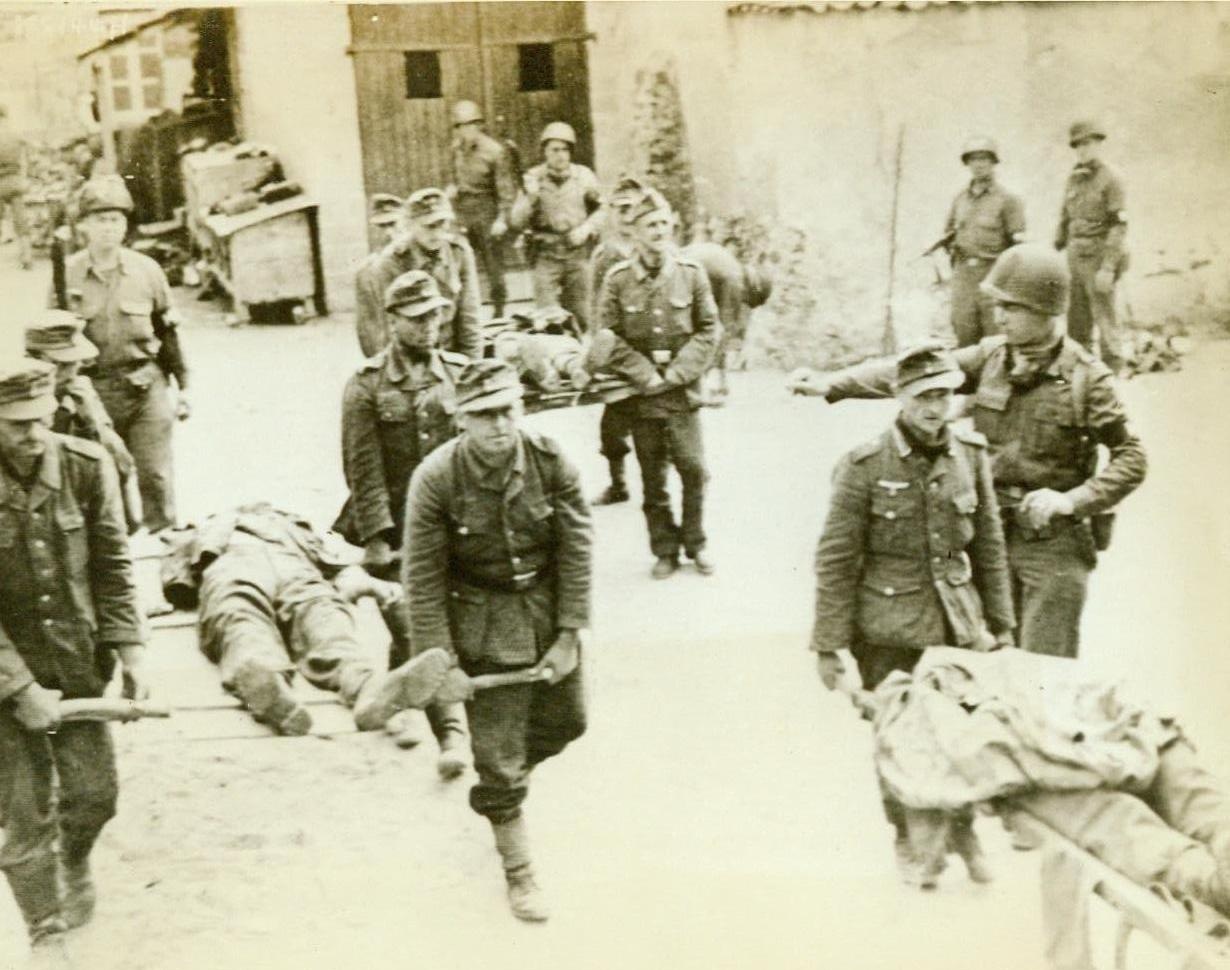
863;648;1230;925
487;306;625;398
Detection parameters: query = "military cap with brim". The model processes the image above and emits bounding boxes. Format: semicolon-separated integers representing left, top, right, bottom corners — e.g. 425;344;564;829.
0;357;58;420
370;193;404;226
404;187;453;223
77;175;134;216
629;187;672;223
456;359;523;413
384;270;454;316
26;310;99;363
610;176;648;205
894;342;964;395
1068;120;1106;147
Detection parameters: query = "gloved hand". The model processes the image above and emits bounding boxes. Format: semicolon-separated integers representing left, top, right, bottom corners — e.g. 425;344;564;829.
533;629;581;685
816;652;845;691
1018;488;1075;530
362;537;397;570
786;368;828;398
118;646;152;701
490;216;508;239
1094;266;1115;295
12;683;62;732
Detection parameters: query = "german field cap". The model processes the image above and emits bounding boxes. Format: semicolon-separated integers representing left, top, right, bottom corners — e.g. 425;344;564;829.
629;187;672;223
404;187;453;223
78;175;134;216
26;311;98;364
369;193;404;226
384;270;453;317
610;176;648;206
0;356;58;420
894;342;964;395
1068;119;1106;147
456;359;523;413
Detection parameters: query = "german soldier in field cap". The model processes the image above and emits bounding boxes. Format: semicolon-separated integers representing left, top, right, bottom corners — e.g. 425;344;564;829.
354;187;482;360
1056;120;1128;372
25;310;141;532
0;356;147;946
809;343;1014;888
56;174;189;535
790;243;1146;659
402;358;592;923
941;136;1026;346
368;192;404;252
336;270;471;768
596;188;722;579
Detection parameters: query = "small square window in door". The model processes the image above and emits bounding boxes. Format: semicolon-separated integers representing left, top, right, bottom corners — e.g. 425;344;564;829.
518;44;555;92
404;50;442;100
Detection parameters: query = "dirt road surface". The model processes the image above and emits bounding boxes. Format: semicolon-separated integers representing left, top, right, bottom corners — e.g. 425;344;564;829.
1;250;1227;970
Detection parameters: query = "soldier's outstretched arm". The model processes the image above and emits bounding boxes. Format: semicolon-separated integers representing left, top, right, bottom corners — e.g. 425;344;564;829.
402;462;455;658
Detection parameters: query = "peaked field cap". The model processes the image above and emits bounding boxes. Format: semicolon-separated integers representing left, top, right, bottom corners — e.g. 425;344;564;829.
25;311;98;363
894;342;964;395
456;359;523;413
0;356;58;419
384;270;453;316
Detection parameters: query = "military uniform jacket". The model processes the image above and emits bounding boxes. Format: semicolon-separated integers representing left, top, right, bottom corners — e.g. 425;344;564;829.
0;434;142;701
1055;159;1127;266
336;345;468;547
944;178;1026;261
825;336;1147;516
811;424;1014;655
354;236;482;360
510;163;602;256
403;431;592;667
588;236;634;327
55;374;135;478
58;248;188;386
596;250;723;417
452;132;516;216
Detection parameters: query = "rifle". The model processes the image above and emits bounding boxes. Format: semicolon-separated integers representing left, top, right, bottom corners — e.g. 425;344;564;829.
921;230;955;259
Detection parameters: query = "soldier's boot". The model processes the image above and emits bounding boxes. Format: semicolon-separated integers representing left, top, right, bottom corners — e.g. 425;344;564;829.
949;816;994;884
5;856;67;946
689;549;716;577
491;816;549;923
905;808;949;891
891;818;919;886
1166;846;1230;913
651;556;678;580
351;650;453;731
385;709;427;749
61;856;96;929
232;661;312;736
430;702;471;780
593;459;629;506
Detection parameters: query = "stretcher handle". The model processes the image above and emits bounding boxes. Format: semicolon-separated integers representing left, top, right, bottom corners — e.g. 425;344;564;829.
60;698;172;722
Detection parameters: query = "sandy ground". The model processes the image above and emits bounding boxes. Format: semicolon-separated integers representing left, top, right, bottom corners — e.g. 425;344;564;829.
0;248;1227;970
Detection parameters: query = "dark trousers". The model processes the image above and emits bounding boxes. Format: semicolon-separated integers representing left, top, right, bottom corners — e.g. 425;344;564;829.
93;365;177;532
599;400;634;462
532;254;591;333
456;196;507;312
1066;247;1123;373
464;660;587;823
0;714;117;924
1006;518;1094;659
630;410;708;559
949;257;998;347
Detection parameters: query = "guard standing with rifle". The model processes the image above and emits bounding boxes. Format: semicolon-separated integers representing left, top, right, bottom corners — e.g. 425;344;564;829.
53;175;189;534
0;357;148;946
939;136;1025;346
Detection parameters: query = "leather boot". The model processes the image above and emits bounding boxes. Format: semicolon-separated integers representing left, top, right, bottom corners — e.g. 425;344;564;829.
430;702;471;779
61;856;97;928
949;817;994;884
5;855;66;945
593;459;629;505
352;651;451;731
491;816;549;922
231;661;311;736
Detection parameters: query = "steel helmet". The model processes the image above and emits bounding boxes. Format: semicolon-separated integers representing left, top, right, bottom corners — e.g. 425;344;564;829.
960;135;999;165
539;121;577;147
980;243;1070;317
452;100;483;126
1068;120;1106;147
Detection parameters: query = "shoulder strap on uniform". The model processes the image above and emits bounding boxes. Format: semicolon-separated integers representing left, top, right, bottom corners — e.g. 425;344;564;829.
849;435;884;464
952;426;988;448
58;434;105;460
